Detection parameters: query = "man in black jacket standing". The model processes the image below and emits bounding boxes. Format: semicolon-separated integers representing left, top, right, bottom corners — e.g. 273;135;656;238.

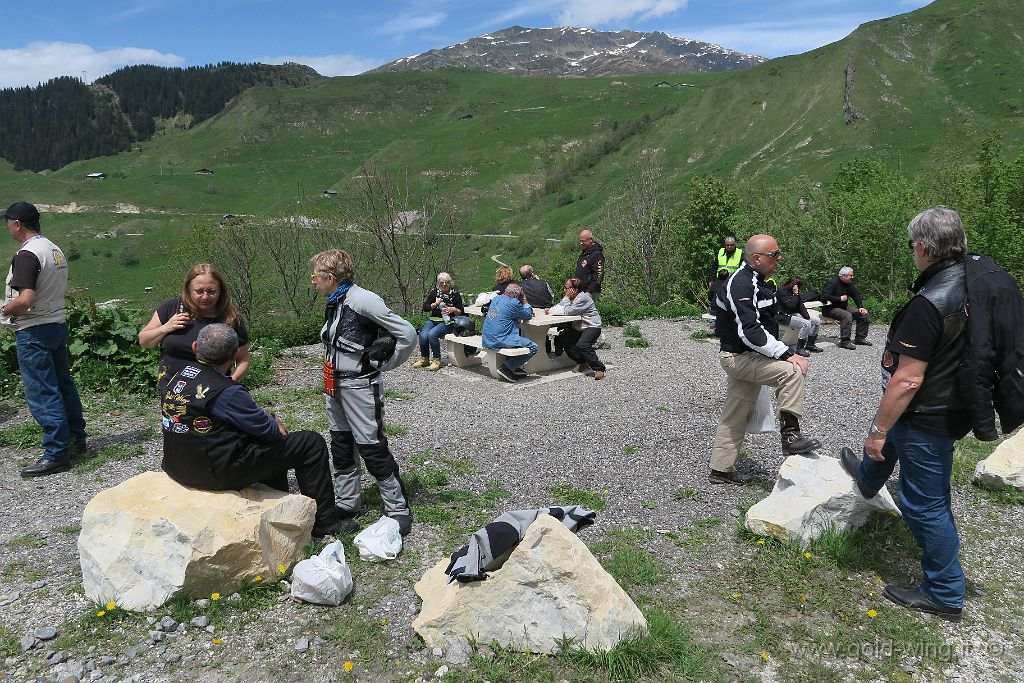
575;229;604;300
821;267;871;349
840;206;971;622
710;234;821;485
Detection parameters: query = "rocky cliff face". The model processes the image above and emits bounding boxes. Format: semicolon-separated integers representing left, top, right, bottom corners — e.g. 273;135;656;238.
371;26;764;76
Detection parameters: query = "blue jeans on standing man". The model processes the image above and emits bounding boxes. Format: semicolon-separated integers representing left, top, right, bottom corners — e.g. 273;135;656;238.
418;319;451;360
854;419;965;608
15;323;87;463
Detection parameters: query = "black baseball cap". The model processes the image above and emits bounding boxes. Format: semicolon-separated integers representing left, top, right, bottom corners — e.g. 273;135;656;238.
4;202;40;222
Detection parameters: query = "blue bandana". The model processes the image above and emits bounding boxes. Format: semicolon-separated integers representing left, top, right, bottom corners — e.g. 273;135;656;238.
326;282;351;305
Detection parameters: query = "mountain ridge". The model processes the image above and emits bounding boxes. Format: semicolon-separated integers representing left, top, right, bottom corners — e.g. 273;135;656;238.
371;25;764;76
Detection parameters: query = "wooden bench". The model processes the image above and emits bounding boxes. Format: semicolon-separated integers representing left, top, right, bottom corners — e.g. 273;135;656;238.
444;334;532;379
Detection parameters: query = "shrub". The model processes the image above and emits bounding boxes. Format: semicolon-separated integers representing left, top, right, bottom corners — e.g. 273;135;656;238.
64;298;157;394
64;243;81;261
119;247;139;266
248;316;323;348
596;301;625;327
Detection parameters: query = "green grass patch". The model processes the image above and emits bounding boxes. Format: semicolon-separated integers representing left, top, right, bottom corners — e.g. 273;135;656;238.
321;612;390;663
2;558;46;582
383;423;409;437
384;388;414;401
548;482;607;511
560;608;719;681
690;330;711;341
5;533;47;549
624;337;650;348
622;445;638;455
589;529;665;589
0;421;43;448
0;625;17;659
674;487;697;502
952;436;998;486
623;324;642;338
73;437;151;474
55;523;82;535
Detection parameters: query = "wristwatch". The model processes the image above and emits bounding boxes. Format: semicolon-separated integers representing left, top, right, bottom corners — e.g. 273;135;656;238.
868;423;888;437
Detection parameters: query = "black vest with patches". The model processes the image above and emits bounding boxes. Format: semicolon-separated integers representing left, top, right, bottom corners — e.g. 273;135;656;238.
901;260;968;416
160;362;239;489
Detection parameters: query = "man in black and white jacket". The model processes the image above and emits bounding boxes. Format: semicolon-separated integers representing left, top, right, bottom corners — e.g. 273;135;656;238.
709;234;821;485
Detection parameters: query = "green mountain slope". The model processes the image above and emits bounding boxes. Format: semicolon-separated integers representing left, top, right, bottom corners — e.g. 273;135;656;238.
0;0;1020;303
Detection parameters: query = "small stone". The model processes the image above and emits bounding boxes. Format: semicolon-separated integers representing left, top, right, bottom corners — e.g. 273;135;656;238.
47;650;69;665
158;616;177;632
30;580;47;590
205;625;216;634
165;654;181;664
435;665;449;678
20;635;36;651
146;617;157;626
35;626;58;640
0;592;20;607
228;593;241;601
97;656;115;666
295;637;309;652
184;655;197;662
150;632;165;643
60;675;80;683
190;616;209;628
195;599;210;609
90;672;104;681
432;647;443;658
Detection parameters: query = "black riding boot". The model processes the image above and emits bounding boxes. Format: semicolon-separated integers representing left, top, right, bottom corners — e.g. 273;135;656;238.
795;338;811;357
780;411;821;456
806;334;823;352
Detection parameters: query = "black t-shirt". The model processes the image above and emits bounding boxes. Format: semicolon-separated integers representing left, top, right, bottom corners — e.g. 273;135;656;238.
8;251;41;290
155;298;249;367
883;296;970;437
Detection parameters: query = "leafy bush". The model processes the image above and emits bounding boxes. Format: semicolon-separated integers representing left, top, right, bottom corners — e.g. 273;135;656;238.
863;296;910;324
625;337;650;348
623;324;642;338
240;339;282;390
596;300;625;327
64;298;157;394
248;316;322;348
630;300;702;319
0;332;21;400
119;247;140;266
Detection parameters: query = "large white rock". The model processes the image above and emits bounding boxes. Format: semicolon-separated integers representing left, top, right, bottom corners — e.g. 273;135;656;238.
413;513;646;655
79;471;316;611
974;430;1024;490
745;454;901;547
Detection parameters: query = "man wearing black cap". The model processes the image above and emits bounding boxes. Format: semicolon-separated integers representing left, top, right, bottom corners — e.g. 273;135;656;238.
3;202;87;477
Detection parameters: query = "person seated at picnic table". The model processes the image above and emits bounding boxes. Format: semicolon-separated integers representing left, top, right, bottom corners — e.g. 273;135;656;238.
493;266;516;295
481;283;537;383
412;272;467;371
519;264;554;308
548;277;606;380
777;275;823;355
138;263;250;393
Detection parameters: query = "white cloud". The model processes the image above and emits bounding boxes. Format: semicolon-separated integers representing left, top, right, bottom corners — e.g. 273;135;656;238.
556;0;688;26
678;14;872;58
0;41;184;89
261;53;382;76
375;11;447;37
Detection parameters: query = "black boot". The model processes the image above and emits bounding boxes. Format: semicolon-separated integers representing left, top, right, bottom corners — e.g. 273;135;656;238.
794;338;811;357
806;334;823;352
780;411;821;456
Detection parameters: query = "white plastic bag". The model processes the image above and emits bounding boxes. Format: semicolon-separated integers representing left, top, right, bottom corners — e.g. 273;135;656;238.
474;290;498;307
354;516;403;562
290;540;353;605
745;385;778;434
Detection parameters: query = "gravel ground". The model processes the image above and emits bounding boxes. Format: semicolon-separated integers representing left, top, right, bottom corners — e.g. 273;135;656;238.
1;319;1021;682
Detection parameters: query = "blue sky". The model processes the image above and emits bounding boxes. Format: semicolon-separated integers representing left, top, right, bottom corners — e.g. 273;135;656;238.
0;0;932;88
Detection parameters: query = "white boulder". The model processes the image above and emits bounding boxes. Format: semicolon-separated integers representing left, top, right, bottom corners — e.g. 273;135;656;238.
974;430;1024;490
745;454;901;547
413;513;646;655
79;471;316;611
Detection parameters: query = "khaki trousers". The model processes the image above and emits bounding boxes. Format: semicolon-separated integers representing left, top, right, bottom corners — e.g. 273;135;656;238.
710;351;806;472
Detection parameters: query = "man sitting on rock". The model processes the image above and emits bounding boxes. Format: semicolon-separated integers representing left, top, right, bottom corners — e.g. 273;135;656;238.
160;323;353;538
821;266;871;350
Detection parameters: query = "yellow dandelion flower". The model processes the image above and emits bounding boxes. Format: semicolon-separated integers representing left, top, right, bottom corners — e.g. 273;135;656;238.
211;592;221;601
255;575;263;582
867;609;877;618
278;564;287;573
106;601;117;611
760;651;769;661
213;638;223;646
756;539;765;545
96;610;106;617
800;595;807;602
869;590;876;596
803;551;812;559
732;593;743;599
343;661;354;671
602;489;609;494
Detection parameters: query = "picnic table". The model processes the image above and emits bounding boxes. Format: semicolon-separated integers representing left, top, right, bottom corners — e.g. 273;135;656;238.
447;304;582;378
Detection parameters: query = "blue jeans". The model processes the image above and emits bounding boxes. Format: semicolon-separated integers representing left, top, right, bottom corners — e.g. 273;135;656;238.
856;419;964;608
15;323;87;462
494;336;538;372
418;319;451;359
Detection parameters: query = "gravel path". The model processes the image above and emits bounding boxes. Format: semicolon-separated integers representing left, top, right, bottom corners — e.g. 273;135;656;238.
1;319;1020;682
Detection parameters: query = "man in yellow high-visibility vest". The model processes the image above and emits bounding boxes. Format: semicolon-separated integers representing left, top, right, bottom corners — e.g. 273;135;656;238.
709;236;743;289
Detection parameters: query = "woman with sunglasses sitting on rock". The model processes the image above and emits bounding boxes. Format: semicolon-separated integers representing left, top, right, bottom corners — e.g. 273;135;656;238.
138;263;250;392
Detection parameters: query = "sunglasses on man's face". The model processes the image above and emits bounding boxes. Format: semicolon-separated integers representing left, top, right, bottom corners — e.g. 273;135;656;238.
755;250;782;260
